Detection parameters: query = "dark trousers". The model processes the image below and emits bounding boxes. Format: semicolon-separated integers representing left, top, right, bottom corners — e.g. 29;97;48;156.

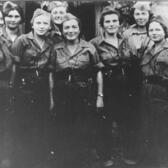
95;75;130;161
12;74;49;167
140;82;168;164
48;80;95;166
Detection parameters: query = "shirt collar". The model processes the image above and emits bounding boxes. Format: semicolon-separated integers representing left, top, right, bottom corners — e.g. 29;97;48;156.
55;39;90;50
27;31;51;51
130;24;147;35
2;26;22;40
97;33;123;46
145;39;168;57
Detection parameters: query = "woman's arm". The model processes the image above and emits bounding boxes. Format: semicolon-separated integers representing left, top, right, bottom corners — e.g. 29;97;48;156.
96;70;104;108
49;72;54;111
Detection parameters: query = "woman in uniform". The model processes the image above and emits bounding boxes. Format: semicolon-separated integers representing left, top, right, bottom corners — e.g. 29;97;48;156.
0;10;4;35
50;13;103;165
90;6;135;166
122;2;153;161
41;1;68;43
0;2;24;166
11;8;52;167
2;1;24;47
140;15;168;166
0;34;13;167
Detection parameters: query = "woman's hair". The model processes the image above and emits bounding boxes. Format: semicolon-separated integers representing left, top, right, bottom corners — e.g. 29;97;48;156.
130;2;153;26
30;8;51;26
41;1;68;13
147;15;168;38
99;6;120;28
2;1;24;23
60;13;82;39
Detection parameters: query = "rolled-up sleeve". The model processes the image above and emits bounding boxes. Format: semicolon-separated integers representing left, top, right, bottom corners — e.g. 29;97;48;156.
88;42;104;69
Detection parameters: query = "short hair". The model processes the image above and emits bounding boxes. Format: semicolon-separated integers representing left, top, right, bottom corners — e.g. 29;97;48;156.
60;13;82;39
130;2;152;26
147;15;168;38
41;1;68;13
30;8;51;26
99;6;120;28
2;1;24;23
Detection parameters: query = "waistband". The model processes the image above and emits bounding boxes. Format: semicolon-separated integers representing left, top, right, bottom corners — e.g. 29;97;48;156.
143;75;168;87
102;66;125;78
55;69;93;82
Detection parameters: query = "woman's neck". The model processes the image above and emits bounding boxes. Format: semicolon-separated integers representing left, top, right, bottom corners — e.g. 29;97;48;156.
105;32;117;40
104;32;118;48
137;26;147;33
66;38;79;46
34;33;45;49
65;39;79;55
6;26;19;42
154;39;165;48
6;26;19;35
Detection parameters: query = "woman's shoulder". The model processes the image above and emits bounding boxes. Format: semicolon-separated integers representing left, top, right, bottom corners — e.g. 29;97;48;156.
80;39;97;52
53;40;65;50
15;33;29;42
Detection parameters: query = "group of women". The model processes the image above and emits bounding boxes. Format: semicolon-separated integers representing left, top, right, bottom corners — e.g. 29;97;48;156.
0;0;168;167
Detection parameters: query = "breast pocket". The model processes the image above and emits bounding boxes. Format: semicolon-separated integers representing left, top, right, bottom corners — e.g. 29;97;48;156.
56;51;67;64
77;52;90;67
22;49;37;65
101;51;119;65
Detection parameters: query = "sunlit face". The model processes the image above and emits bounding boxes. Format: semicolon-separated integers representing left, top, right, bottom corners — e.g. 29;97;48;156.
148;21;165;43
103;14;120;35
62;19;80;41
4;10;21;29
0;12;4;28
51;6;67;25
32;15;51;36
134;9;149;27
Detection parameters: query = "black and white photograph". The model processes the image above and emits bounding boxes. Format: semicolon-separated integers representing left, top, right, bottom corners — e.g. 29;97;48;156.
0;0;168;168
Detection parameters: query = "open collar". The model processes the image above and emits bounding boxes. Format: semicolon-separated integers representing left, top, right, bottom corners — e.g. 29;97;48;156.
27;31;51;51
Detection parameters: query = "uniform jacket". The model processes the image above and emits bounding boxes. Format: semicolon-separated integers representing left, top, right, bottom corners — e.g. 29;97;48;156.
123;24;147;57
90;33;130;68
51;39;101;73
141;38;168;78
11;31;52;70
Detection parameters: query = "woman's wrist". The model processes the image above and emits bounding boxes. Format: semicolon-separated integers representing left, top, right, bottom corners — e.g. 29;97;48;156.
97;93;104;97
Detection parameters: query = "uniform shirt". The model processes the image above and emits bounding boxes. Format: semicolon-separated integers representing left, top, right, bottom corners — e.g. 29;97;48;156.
52;39;101;73
0;36;12;73
90;34;130;68
11;32;52;70
141;39;168;78
1;26;22;49
123;24;147;57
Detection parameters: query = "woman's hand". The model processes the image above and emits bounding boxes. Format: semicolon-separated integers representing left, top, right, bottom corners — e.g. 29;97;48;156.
49;97;54;112
96;95;104;108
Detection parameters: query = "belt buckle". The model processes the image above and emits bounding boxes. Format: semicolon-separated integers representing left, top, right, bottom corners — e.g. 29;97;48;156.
105;69;113;78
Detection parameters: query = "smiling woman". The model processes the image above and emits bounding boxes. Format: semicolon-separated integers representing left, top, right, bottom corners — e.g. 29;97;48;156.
61;13;80;43
139;15;168;166
49;13;103;155
11;8;53;167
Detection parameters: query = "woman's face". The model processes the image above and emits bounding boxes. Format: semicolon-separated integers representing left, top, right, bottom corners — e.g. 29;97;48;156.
4;9;21;29
32;15;51;36
62;19;80;41
103;14;120;36
134;9;149;27
0;11;4;28
51;6;67;25
148;21;165;42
